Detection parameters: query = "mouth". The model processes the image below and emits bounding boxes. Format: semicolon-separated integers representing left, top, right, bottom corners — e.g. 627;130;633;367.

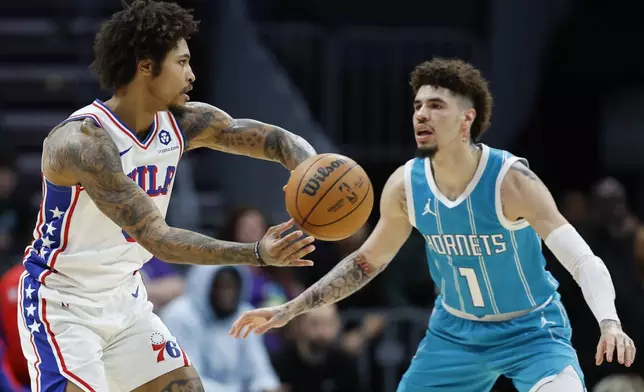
415;127;434;142
182;86;193;101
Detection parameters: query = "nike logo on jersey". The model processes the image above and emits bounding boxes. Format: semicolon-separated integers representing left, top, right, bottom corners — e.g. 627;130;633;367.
422;198;436;216
132;286;139;298
119;145;133;156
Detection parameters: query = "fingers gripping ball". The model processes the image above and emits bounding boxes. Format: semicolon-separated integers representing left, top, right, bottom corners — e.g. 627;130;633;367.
284;154;374;241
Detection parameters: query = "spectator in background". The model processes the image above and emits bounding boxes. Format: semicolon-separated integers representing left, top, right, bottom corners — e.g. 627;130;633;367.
584;177;644;337
161;265;279;392
219;207;304;352
0;338;29;392
0;158;32;273
139;256;185;312
635;227;644;291
559;190;589;227
548;178;644;387
271;304;362;392
0;263;29;390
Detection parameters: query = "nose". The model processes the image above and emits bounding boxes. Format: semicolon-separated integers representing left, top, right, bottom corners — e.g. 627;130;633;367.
187;66;196;84
415;106;429;122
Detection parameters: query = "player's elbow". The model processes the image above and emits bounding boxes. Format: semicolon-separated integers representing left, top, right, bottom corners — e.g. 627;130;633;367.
357;248;392;277
572;254;612;282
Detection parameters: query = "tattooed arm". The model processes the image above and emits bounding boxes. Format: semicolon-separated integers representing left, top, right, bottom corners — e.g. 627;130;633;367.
175;102;316;170
230;166;413;337
501;161;636;367
42;119;315;267
500;161;567;238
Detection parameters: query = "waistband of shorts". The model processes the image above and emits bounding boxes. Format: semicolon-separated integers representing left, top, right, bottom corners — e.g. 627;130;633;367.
441;295;554;322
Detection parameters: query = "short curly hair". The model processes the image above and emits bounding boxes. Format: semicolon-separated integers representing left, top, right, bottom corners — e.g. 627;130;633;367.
410;58;493;142
90;0;200;90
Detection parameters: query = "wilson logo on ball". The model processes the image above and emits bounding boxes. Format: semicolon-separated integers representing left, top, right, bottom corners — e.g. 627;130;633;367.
301;158;347;196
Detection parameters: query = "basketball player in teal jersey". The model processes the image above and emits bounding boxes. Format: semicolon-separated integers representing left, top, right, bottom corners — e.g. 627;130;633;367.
230;58;637;391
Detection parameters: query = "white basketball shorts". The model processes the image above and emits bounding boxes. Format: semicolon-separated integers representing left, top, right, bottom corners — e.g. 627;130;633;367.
17;270;191;392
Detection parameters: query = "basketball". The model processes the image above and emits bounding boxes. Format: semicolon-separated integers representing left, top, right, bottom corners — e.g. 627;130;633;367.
284;153;374;241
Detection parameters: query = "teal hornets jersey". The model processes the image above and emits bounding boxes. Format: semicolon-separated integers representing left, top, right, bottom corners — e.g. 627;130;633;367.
404;144;559;317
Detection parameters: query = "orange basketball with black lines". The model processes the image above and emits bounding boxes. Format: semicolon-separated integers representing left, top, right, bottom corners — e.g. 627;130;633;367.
285;153;374;241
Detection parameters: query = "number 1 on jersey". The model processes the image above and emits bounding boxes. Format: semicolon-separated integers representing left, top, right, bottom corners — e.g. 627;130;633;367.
458;267;485;307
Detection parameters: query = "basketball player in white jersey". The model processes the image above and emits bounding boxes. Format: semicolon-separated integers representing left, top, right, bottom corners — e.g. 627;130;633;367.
17;1;318;391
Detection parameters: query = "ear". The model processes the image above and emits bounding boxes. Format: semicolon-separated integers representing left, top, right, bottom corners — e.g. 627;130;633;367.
460;108;476;141
137;59;155;76
462;108;476;129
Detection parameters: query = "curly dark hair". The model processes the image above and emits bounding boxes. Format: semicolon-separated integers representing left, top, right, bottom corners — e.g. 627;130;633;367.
90;0;200;90
410;58;493;142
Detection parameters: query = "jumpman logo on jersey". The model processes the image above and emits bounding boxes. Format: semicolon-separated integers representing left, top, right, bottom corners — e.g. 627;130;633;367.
422;198;436;216
540;314;556;328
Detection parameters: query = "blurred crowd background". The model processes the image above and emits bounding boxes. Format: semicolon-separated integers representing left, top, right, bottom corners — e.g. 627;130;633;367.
1;0;644;391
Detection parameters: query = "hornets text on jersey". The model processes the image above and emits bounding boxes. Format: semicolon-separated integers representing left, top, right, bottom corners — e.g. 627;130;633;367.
404;144;559;317
22;100;186;297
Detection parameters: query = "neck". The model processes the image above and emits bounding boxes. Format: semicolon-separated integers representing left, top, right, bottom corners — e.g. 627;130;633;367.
431;142;482;192
104;85;162;139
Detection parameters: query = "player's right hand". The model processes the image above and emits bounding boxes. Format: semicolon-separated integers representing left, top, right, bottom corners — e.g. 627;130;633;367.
258;218;315;267
229;305;291;339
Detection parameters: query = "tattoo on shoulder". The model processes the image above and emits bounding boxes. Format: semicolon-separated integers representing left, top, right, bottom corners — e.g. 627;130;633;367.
171;103;222;144
160;377;205;392
510;163;538;181
399;185;408;216
46;120;122;176
45;120;161;239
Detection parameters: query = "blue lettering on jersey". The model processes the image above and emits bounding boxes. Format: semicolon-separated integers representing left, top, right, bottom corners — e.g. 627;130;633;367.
406;145;559;318
121;165;176;242
126;165;176;197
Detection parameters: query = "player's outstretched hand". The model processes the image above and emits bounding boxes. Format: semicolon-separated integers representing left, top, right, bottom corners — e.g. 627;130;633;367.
229;305;291;339
596;320;636;367
258;218;315;267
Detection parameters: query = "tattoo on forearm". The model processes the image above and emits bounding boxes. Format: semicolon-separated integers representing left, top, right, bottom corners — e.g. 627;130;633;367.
215;127;262;149
262;126;313;169
287;252;388;316
600;319;621;333
160;377;205;392
175;102;315;169
45;121;262;267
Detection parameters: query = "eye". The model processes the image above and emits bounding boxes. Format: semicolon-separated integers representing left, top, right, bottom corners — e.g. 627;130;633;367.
179;60;187;66
430;102;442;109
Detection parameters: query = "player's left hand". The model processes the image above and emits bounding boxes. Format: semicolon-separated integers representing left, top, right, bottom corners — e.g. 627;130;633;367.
258;219;315;267
596;319;636;367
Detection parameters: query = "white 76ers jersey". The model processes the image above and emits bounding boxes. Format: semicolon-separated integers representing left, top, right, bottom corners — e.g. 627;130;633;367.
23;100;186;296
